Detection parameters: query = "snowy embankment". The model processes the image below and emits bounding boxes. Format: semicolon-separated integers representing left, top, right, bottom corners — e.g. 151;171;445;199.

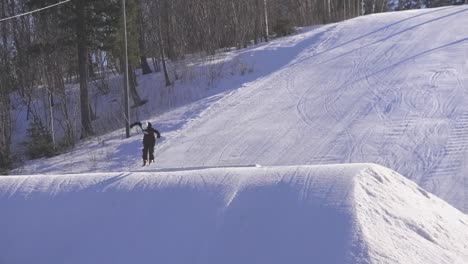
1;164;467;264
12;6;468;214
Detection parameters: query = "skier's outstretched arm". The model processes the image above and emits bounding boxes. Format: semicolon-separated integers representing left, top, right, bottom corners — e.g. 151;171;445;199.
153;128;161;138
130;121;142;129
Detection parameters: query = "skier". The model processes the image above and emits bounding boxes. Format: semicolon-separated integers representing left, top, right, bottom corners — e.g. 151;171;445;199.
130;121;161;166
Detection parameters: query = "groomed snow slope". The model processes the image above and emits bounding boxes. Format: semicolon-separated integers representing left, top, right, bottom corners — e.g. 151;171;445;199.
151;6;468;213
13;6;468;214
1;164;467;264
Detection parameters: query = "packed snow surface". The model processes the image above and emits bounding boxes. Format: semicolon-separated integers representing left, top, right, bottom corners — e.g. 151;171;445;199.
1;164;467;264
4;6;468;264
152;6;468;213
14;6;468;214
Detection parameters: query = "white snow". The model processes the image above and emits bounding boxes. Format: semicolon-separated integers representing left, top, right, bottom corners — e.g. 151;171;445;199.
3;6;468;264
152;6;468;213
1;164;467;264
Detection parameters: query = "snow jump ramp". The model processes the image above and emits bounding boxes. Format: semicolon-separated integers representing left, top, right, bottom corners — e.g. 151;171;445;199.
1;164;467;264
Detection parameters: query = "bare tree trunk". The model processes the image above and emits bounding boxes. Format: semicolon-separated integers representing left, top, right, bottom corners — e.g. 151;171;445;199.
47;89;56;150
0;1;11;170
344;0;347;19
0;94;11;171
58;88;75;147
158;15;171;87
253;0;261;45
140;56;152;74
152;57;160;72
230;0;241;49
76;2;94;138
88;52;96;79
380;0;385;13
264;0;269;42
137;0;152;75
128;62;147;107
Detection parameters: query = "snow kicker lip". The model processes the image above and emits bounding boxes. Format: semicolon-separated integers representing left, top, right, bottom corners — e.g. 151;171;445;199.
1;163;467;264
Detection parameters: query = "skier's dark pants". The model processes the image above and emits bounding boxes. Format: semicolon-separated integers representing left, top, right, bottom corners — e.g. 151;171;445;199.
142;141;155;161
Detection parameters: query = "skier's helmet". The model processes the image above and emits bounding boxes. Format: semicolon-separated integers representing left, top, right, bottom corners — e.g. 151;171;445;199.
141;121;149;130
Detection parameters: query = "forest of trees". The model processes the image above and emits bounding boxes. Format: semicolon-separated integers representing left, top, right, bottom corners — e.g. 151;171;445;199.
0;0;463;172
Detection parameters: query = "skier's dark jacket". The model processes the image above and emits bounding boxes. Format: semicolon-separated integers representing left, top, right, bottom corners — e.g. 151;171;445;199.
130;121;161;145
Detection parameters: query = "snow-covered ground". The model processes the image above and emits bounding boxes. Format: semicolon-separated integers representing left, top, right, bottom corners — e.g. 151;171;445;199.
153;6;468;213
3;5;468;263
15;6;468;212
2;164;467;264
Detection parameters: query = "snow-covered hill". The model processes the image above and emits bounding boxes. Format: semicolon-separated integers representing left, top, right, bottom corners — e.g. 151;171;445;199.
4;6;468;263
153;5;468;213
14;7;468;214
12;6;468;211
1;164;467;264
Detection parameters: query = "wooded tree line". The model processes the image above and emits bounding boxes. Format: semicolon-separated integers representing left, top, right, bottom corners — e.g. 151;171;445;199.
0;0;462;172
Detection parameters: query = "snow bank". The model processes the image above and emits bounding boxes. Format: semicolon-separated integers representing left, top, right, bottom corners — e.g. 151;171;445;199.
354;166;468;263
1;164;467;264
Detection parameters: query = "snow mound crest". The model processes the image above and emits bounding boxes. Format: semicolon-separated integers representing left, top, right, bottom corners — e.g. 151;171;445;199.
0;164;467;264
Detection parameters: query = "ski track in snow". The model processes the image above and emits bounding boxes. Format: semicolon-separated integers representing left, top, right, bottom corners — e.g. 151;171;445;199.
9;6;468;213
3;7;468;264
153;6;468;212
1;164;468;264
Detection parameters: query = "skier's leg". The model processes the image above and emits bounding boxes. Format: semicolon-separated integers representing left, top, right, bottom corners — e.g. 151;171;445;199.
149;143;155;162
142;144;149;165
